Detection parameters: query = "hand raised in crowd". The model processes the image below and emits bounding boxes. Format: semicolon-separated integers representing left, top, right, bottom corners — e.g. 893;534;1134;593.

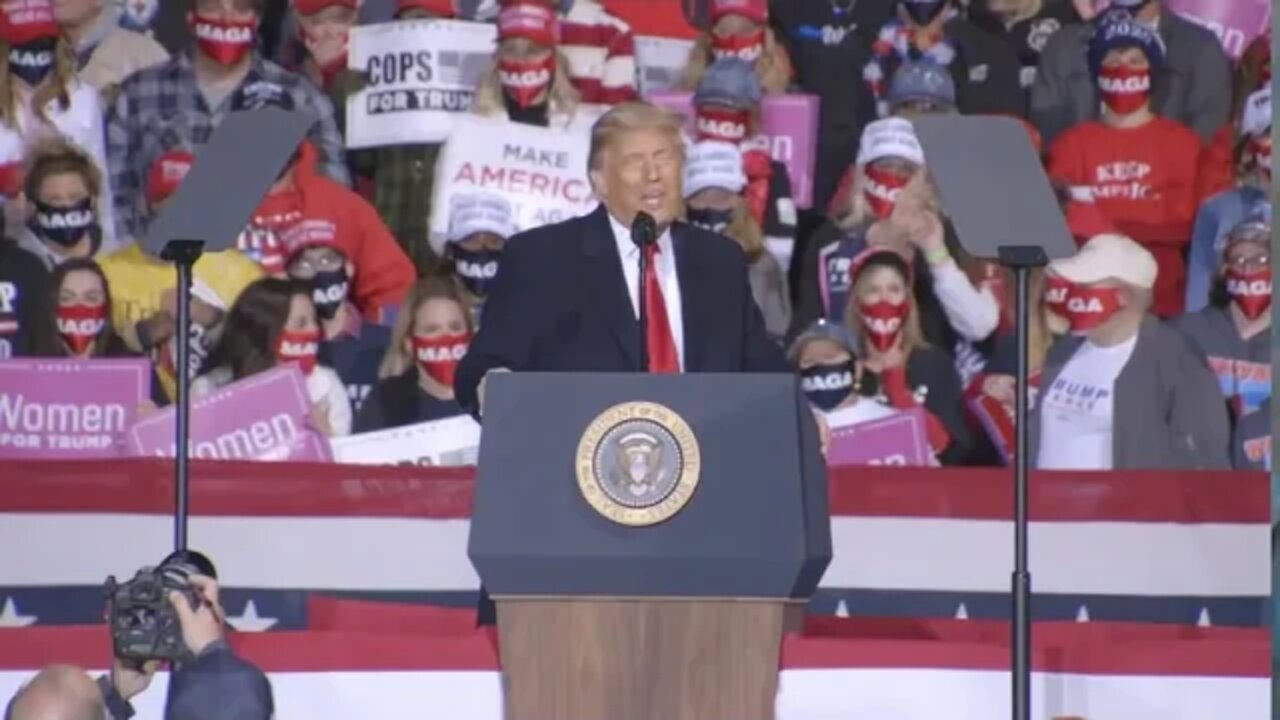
160;289;223;328
982;373;1016;405
891;173;947;260
110;657;159;701
168;575;225;657
309;400;335;438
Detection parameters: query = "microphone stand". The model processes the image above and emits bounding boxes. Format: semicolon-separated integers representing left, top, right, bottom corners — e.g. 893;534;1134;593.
160;239;205;552
631;212;656;372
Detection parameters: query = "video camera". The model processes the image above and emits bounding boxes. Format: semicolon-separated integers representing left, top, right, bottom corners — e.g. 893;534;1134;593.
104;550;216;662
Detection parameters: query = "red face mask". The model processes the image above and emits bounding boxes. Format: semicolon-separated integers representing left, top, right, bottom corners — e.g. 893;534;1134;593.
859;299;910;352
1249;135;1271;180
56;303;106;355
412;332;471;387
1225;266;1272;320
191;14;257;66
710;28;765;62
1043;274;1071;319
1097;65;1150;116
695;106;750;144
276;328;321;375
862;166;910;220
497;54;554;108
1063;285;1124;334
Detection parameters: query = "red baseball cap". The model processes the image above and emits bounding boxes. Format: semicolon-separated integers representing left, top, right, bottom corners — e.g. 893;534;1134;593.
146;150;195;205
498;0;557;46
396;0;457;16
280;217;345;259
710;0;767;25
0;0;58;47
292;0;359;14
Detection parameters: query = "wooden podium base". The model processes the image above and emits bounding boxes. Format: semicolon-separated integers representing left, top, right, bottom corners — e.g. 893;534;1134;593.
496;598;802;720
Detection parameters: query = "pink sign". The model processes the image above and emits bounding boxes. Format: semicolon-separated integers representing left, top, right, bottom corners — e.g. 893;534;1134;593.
827;406;933;467
125;365;331;462
0;359;150;459
645;91;820;208
1164;0;1270;60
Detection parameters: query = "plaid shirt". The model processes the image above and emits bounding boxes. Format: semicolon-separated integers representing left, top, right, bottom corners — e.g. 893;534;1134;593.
105;51;351;240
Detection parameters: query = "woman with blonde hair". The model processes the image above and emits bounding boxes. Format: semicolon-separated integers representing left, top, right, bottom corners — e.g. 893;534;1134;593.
354;275;474;432
845;247;970;465
677;0;791;95
0;0;115;250
470;0;596;130
683;139;789;339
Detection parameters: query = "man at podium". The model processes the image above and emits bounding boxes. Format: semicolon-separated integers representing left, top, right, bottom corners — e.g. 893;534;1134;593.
454;101;789;417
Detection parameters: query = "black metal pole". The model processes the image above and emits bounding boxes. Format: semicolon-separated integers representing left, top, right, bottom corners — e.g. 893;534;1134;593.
637;247;649;372
1012;264;1032;720
161;239;206;552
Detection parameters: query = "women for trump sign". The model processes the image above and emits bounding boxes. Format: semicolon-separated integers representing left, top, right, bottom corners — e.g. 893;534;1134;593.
0;359;150;459
429;115;598;249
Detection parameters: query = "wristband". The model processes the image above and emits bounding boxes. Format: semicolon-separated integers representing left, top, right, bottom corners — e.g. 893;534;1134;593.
924;245;951;266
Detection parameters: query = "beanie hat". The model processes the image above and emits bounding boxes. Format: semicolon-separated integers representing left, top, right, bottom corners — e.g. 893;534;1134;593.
709;0;767;25
446;192;516;245
855;117;925;167
0;0;58;46
886;59;956;111
396;0;456;15
1241;87;1271;138
683;141;747;198
498;0;557;46
787;319;858;364
146;150;195;205
693;57;761;110
292;0;359;14
1087;9;1166;79
1223;203;1271;254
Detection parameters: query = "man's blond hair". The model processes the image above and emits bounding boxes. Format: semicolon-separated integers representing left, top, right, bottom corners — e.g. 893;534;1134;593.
587;101;685;173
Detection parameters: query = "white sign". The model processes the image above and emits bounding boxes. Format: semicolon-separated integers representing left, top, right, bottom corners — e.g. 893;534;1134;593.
330;415;482;467
635;35;696;96
345;19;497;149
430;115;598;248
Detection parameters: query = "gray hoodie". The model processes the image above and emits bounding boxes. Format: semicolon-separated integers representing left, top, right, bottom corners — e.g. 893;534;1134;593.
1030;315;1231;469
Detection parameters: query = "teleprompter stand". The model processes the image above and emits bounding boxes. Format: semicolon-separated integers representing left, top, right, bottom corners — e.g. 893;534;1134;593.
911;116;1076;720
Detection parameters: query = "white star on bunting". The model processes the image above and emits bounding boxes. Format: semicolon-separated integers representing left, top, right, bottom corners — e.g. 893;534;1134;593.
0;597;37;627
225;600;278;632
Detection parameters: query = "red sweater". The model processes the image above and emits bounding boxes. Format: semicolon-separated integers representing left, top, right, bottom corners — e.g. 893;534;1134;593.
1047;117;1202;317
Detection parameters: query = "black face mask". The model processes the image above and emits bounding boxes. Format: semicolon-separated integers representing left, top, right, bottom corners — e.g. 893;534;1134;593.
504;95;550;127
310;267;349;321
8;38;55;86
687;207;734;234
453;245;501;298
30;197;97;249
800;360;856;412
900;0;948;25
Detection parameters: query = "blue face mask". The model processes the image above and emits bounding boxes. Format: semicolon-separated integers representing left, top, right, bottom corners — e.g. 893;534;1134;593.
687;206;734;234
30;198;97;249
310;267;349;321
800;360;856;412
452;245;501;298
8;38;55;86
900;0;947;25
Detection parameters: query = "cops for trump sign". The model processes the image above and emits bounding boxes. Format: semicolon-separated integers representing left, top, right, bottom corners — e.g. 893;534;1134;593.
430;115;598;243
345;19;496;149
0;359;150;459
331;415;481;467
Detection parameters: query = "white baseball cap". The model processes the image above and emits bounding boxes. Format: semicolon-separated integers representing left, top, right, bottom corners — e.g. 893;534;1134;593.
855;117;925;168
683;140;747;198
1241;87;1271;138
1048;233;1158;290
446;192;516;245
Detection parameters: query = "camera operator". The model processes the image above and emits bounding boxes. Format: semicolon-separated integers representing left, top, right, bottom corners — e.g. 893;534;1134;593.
99;574;273;720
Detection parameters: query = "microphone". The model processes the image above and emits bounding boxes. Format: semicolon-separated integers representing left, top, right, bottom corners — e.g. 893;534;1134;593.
630;212;656;371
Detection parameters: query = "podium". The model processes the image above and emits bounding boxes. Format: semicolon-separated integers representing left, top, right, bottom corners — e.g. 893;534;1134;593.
469;373;831;720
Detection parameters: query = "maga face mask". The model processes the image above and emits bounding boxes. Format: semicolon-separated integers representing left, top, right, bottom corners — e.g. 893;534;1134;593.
412;332;471;386
1225;266;1271;319
710;28;765;62
686;206;734;234
8;38;55;86
862;166;911;220
859;299;910;352
276;328;321;375
310;268;349;321
452;245;501;298
800;360;856;411
56;303;106;355
1063;285;1124;333
31;198;96;248
695;106;751;143
498;54;554;109
191;14;257;66
1097;65;1150;115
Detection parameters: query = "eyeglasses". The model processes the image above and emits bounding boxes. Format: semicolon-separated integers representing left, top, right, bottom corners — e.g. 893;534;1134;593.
290;253;345;275
1225;252;1269;269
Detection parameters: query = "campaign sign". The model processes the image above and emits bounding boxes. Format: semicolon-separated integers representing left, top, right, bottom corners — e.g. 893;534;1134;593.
0;359;150;459
346;19;497;149
969;394;1015;465
635;35;696;96
125;366;331;462
1164;0;1270;60
429;115;598;250
646;91;820;208
826;406;933;467
330;415;482;467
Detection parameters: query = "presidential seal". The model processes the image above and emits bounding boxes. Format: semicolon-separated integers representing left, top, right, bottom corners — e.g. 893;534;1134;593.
575;402;701;527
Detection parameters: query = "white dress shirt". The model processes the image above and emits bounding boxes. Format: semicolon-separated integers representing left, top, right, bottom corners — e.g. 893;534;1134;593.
608;212;685;371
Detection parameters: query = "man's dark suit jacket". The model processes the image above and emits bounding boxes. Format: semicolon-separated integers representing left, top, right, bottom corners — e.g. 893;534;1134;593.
454;205;789;415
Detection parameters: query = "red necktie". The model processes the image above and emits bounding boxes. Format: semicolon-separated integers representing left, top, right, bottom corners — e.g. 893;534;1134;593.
643;244;680;373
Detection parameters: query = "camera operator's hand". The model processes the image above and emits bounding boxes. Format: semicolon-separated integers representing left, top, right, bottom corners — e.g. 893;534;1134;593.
168;575;226;656
111;657;159;700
